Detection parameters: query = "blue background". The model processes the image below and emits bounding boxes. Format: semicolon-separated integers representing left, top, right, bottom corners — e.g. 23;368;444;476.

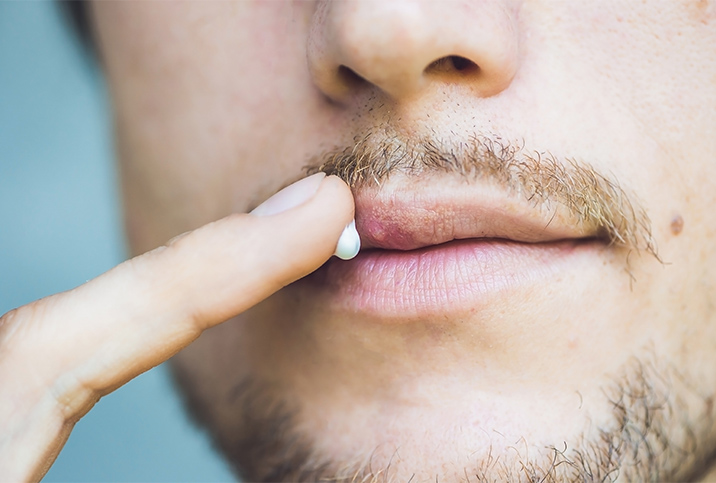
0;2;234;481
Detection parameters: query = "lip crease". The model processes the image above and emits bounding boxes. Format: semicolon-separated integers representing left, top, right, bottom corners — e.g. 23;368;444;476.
299;178;605;320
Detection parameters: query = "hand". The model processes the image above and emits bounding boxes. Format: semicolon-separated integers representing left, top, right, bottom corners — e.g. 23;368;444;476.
0;173;354;482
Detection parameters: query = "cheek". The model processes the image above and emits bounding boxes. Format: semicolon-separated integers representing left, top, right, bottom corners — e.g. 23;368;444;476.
97;2;334;250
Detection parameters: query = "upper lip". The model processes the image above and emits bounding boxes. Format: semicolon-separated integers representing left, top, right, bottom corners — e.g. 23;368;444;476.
353;176;599;251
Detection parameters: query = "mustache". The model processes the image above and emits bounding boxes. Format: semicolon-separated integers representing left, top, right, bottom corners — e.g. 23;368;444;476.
306;130;657;257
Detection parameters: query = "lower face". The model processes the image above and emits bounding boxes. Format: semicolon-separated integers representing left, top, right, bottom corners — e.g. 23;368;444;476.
92;1;716;481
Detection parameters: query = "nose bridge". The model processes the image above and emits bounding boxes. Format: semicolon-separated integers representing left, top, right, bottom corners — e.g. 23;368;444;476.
308;0;521;102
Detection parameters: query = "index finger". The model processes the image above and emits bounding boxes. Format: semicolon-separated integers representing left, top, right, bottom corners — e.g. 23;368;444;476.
0;175;354;481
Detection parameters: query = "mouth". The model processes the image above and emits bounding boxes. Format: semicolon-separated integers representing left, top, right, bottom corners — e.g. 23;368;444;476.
300;174;607;320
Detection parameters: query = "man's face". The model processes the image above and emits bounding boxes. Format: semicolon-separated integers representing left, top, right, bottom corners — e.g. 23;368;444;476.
93;1;716;480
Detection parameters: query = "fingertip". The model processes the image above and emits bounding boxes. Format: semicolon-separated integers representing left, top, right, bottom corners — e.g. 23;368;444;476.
314;174;356;219
253;174;355;284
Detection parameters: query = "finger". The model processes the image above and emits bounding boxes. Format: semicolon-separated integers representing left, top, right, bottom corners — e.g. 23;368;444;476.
0;174;354;481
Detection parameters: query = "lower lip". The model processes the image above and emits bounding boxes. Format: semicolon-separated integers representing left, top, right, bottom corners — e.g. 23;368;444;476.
300;238;598;320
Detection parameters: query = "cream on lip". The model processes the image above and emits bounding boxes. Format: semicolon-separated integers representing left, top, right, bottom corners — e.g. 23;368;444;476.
334;220;361;260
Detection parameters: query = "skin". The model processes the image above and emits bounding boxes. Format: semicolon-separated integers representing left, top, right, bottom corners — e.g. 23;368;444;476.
2;0;716;481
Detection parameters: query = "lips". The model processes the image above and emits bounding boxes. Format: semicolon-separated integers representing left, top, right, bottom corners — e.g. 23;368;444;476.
299;174;604;320
354;177;598;250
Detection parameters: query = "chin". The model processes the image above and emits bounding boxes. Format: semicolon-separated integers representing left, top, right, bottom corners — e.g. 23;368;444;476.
171;273;716;483
181;348;712;483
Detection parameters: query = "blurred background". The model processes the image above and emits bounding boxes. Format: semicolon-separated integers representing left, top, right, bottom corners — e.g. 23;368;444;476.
0;2;234;481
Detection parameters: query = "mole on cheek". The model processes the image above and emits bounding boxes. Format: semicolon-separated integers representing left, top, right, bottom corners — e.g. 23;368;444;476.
670;214;684;236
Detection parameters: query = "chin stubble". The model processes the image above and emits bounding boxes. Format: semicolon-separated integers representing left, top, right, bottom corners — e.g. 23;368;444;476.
172;350;716;482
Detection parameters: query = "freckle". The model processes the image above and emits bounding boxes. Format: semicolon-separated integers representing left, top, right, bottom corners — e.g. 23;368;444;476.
670;215;684;236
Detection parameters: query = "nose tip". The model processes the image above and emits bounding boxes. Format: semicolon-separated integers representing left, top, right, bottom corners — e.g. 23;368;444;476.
308;0;520;102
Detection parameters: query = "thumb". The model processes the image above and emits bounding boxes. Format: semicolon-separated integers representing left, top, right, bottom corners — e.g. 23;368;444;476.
0;173;354;481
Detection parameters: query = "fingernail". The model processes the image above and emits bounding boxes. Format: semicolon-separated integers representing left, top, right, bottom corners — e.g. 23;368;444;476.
334;220;361;260
250;173;326;216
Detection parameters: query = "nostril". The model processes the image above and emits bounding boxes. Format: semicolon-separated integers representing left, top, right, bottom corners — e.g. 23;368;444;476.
450;55;477;72
337;65;367;88
426;55;479;75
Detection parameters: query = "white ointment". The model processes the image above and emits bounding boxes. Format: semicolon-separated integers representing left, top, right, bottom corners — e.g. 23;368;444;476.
334;220;361;260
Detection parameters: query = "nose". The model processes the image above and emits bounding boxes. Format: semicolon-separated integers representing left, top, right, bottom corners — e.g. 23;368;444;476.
307;0;521;102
